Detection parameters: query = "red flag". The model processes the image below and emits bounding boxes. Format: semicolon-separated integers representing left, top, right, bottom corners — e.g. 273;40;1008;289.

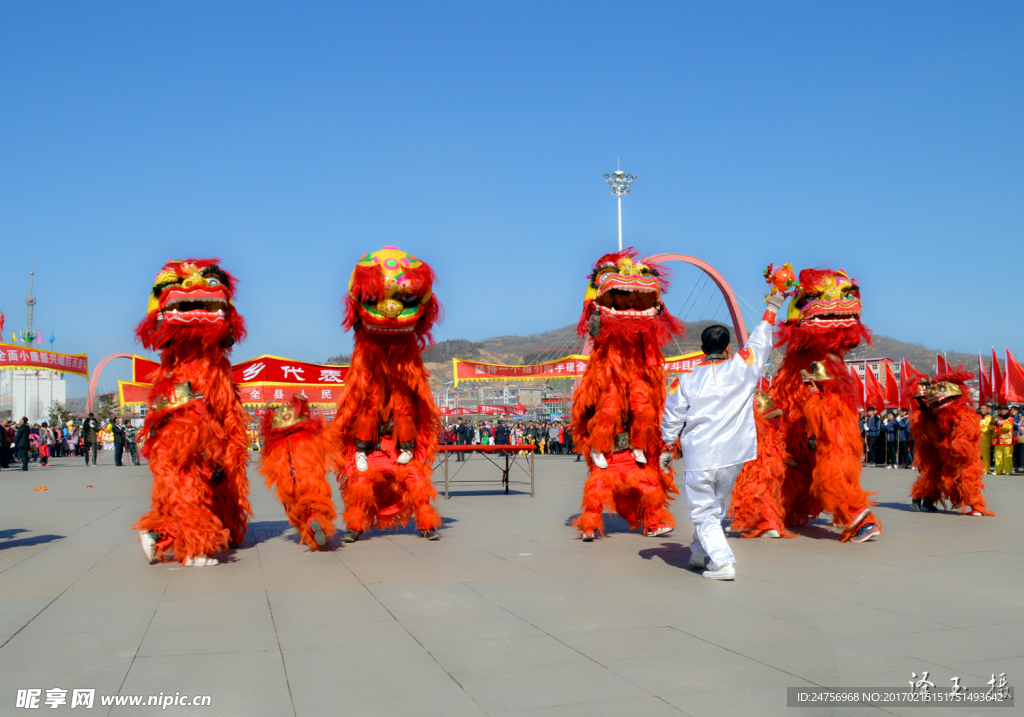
1005;349;1024;403
864;363;886;412
936;354;950;375
883;361;900;408
850;364;865;408
992;348;1004;404
0;309;4;334
977;353;992;405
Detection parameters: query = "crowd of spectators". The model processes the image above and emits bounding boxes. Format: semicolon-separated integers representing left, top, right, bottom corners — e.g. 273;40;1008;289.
0;414;141;471
859;404;1024;474
439;417;578;460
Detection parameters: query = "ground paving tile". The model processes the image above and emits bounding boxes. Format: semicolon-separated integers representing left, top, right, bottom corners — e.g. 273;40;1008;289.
0;453;1021;715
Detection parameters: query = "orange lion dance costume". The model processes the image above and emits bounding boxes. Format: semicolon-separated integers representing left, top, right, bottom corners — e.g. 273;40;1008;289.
909;369;994;516
571;248;684;540
134;259;252;566
330;247;443;542
772;269;881;542
727;390;794;539
259;395;338;549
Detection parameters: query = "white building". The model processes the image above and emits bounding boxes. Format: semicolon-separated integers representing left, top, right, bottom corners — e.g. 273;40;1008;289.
0;369;67;422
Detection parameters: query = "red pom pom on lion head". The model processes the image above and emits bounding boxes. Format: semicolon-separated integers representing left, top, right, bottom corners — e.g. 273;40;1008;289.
344;246;440;349
135;258;246;351
576;247;683;348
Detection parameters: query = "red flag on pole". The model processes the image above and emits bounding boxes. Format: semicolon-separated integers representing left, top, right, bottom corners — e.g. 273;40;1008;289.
850;364;865;408
864;363;886;412
883;361;900;408
977;352;992;405
992;347;1004;404
936;354;950;375
0;309;4;333
1005;349;1024;403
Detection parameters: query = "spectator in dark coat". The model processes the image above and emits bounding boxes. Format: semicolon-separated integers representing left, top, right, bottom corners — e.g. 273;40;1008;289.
112;418;125;467
81;413;99;466
455;417;472;462
14;418;31;471
493;420;510;445
865;408;882;465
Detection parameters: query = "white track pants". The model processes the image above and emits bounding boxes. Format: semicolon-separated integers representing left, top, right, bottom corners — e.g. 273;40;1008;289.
683;464;743;569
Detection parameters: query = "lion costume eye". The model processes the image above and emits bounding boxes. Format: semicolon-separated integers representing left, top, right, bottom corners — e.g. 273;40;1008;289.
206;276;222;287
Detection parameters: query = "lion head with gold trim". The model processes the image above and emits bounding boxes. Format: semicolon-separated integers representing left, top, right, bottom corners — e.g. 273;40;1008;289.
577;248;683;350
344;246;440;347
777;268;871;354
136;258;246;351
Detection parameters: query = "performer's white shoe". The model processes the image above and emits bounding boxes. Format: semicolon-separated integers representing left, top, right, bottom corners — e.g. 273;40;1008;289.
645;524;673;537
970;511;982;516
631;448;647;465
689;543;708;568
762;529;781;539
703;563;736;580
590;449;608;469
139;531;157;563
396;450;413;465
355;451;368;472
183;556;219;567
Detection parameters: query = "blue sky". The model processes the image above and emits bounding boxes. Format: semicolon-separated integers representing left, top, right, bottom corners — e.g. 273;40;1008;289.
2;1;1021;396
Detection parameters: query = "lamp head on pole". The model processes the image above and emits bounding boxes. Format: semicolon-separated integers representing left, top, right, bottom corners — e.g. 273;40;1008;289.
604;170;636;197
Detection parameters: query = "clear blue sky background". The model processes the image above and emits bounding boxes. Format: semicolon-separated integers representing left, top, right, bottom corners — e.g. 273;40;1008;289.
2;1;1021;397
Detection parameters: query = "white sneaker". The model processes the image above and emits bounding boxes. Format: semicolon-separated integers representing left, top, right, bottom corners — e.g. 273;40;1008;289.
139;531;157;562
632;448;647;465
645;524;673;537
762;529;781;539
590;449;608;469
183;556;219;567
703;563;736;580
970;511;982;516
355;451;368;472
396;450;413;465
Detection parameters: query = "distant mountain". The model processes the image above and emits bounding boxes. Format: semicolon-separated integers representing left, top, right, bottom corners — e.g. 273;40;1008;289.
329;322;988;387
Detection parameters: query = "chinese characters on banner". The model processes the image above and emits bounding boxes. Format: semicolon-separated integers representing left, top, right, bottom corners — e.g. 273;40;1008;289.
237;382;343;406
441;404;528;417
452;352;704;387
0;342;88;377
232;356;349;385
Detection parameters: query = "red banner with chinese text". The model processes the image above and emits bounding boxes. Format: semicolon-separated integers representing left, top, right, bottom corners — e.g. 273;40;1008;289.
232;355;349;385
236;382;343;407
452;352;703;387
0;342;89;377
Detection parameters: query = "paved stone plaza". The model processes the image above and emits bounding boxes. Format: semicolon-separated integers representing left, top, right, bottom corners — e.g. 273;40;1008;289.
0;453;1020;716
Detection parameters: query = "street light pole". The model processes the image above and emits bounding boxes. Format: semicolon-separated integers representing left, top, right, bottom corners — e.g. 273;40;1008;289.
604;170;636;251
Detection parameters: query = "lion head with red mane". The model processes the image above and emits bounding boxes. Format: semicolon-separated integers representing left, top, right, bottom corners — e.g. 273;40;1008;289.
136;258;247;351
576;248;683;355
775;268;871;355
344;246;440;351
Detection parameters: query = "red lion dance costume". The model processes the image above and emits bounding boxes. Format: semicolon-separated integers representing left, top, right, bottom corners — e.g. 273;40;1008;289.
330;247;443;542
259;395;338;549
909;370;994;516
571;249;684;541
727;390;794;539
772;269;881;542
134;259;252;566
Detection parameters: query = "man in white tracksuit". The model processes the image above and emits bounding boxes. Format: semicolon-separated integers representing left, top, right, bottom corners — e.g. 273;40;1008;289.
659;293;786;580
